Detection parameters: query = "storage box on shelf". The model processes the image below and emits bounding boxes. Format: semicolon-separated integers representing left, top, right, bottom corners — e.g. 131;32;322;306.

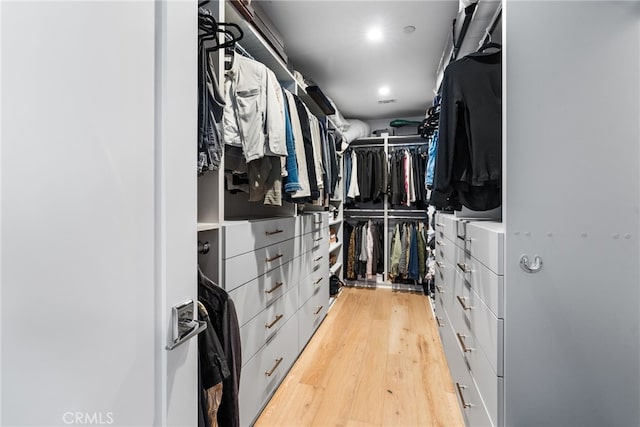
433;213;504;427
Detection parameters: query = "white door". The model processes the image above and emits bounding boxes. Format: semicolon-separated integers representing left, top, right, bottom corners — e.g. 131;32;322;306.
0;1;198;426
505;2;640;426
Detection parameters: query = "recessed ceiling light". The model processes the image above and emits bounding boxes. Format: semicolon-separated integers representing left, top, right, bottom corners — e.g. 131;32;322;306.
367;27;383;42
403;25;416;34
378;86;390;96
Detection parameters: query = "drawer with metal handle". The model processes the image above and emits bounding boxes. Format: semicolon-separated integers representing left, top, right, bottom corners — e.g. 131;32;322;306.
238;285;298;366
449;269;504;376
238;313;298;427
299;283;329;349
228;259;299;327
438;317;494;427
224;217;296;259
224;239;295;292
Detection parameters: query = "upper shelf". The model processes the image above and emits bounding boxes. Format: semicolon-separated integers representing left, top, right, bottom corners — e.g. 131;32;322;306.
223;3;344;131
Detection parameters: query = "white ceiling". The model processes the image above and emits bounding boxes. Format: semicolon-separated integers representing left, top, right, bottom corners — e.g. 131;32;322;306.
254;0;460;121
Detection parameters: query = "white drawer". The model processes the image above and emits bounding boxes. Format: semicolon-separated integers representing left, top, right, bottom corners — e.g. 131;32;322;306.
223;217;296;259
298;285;328;350
467;344;503;427
224;239;295;292
238;314;299;427
435;213;458;243
305;229;327;254
456;250;504;318
440;321;495;427
434;259;456;312
449;271;503;376
299;268;328;307
299;212;328;235
436;234;458;265
465;221;504;275
228;259;300;327
239;285;298;366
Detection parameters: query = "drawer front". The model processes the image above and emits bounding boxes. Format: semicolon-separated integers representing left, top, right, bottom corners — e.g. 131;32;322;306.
228;259;300;327
300;212;328;235
224;217;296;259
434;260;455;312
298;285;328;350
435;213;458;243
239;285;298;366
435;233;457;264
224;239;295;292
456;251;504;318
465;221;504;275
467;343;502;427
299;268;328;307
440;321;494;427
449;271;503;376
238;314;299;427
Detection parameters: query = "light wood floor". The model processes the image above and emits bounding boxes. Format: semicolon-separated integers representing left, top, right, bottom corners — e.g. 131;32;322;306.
255;286;464;427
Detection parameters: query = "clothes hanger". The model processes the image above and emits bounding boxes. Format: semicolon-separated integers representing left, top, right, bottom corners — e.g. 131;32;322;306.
477;29;502;52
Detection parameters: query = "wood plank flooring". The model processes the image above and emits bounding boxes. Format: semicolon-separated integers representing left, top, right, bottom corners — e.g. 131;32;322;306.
255;287;464;427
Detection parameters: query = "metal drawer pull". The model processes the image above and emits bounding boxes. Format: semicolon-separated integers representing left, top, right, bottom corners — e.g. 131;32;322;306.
266;253;284;263
457;262;471;273
265;357;284;377
520;254;543;273
456;333;473;353
314;256;323;262
436;261;445;268
436;285;444;294
314;277;323;285
435;317;444;328
314;237;323;242
436;240;445;246
265;229;283;236
314;221;323;225
265;314;284;329
436;223;445;227
314;305;324;315
265;282;284;294
456;383;472;408
456;295;472;311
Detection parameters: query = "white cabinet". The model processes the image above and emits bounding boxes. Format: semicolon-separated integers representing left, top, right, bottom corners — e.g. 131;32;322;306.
223;215;330;426
435;213;504;427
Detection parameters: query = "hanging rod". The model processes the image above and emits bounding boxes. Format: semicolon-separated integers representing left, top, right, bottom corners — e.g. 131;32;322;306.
344;208;384;212
345;215;384;219
346;144;385;149
388;142;429;148
388;215;428;220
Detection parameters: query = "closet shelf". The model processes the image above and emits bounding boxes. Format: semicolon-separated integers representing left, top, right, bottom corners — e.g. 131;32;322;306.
329;242;342;253
198;222;220;232
224;3;295;85
329;218;342;226
330;262;343;275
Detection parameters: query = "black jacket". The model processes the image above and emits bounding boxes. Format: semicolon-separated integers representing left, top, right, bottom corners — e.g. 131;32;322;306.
432;49;502;211
198;271;242;427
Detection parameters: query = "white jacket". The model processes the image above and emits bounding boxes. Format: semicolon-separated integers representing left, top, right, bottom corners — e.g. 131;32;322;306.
223;54;287;162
